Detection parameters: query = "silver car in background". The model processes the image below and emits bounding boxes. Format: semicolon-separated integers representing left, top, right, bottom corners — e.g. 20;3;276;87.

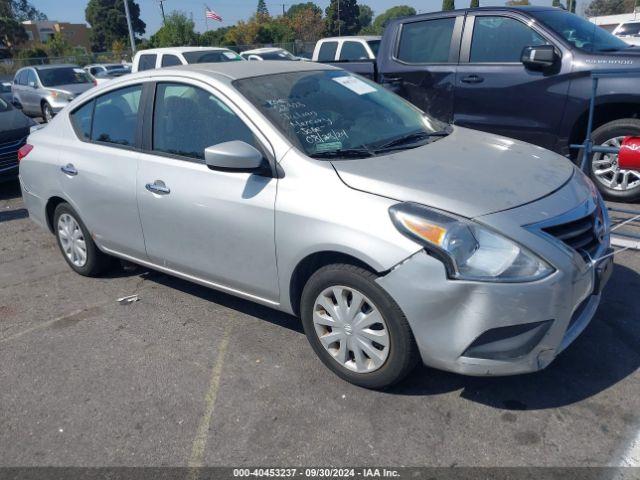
18;62;613;388
11;64;95;122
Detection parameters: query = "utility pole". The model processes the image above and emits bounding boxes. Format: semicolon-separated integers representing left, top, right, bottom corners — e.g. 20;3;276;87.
337;0;341;36
123;0;136;55
158;0;166;23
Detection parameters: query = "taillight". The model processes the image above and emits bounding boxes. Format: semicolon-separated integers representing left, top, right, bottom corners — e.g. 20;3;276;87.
93;79;97;86
17;144;33;162
619;136;640;170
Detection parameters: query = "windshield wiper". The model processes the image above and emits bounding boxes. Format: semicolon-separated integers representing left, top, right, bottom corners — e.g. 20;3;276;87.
372;129;450;153
309;147;373;159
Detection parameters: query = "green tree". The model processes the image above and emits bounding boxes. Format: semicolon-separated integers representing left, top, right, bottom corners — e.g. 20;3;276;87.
149;11;198;48
286;2;322;17
256;0;269;16
45;32;73;56
325;0;360;36
15;46;48;61
85;0;146;52
442;0;455;11
506;0;530;5
366;5;416;34
200;26;234;46
552;0;561;6
584;0;632;15
0;0;27;52
11;0;46;21
358;4;374;29
470;0;480;7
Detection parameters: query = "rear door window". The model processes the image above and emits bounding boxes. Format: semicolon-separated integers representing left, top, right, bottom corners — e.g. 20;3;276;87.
317;41;339;61
339;41;369;61
397;17;456;63
26;70;37;87
91;85;142;146
137;54;157;71
161;54;182;67
70;100;95;141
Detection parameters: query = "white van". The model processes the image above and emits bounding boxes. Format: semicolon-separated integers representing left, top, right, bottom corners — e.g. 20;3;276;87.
132;47;243;72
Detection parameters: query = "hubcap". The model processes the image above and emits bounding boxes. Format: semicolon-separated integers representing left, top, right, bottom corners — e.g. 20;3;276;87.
312;286;390;374
592;136;640;192
57;213;87;268
44;106;52;122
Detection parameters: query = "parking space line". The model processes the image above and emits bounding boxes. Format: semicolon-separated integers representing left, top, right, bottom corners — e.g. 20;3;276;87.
187;324;233;476
0;301;110;344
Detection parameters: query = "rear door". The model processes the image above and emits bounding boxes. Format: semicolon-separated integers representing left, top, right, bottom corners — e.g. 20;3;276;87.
136;79;279;301
60;83;147;257
22;69;39;115
454;12;570;151
381;13;464;123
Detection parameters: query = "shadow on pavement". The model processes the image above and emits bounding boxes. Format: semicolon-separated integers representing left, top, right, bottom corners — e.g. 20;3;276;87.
0;178;21;200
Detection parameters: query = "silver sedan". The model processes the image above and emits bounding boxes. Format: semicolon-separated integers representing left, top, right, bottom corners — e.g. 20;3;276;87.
18;62;613;388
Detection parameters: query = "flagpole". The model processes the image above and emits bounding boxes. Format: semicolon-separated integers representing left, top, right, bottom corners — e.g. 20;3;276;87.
204;4;209;30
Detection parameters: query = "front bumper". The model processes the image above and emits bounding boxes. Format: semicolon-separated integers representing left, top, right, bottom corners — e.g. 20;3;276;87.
378;249;612;376
377;172;612;376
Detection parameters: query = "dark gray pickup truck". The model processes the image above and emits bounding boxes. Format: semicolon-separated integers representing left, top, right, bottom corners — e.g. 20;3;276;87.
321;6;640;201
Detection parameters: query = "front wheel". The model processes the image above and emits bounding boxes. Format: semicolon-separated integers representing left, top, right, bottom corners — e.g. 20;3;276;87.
589;119;640;202
300;264;419;389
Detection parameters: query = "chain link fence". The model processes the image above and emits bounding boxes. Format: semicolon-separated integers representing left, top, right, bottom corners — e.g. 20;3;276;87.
0;41;319;81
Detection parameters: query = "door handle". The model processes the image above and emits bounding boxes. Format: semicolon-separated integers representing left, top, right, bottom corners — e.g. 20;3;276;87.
461;75;484;84
145;180;170;195
60;163;78;176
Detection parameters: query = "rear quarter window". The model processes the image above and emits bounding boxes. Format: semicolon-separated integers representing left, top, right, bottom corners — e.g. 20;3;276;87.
70;100;95;141
137;54;157;71
317;41;339;61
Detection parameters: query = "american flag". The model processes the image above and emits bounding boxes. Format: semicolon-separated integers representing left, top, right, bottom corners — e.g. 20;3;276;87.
205;6;223;22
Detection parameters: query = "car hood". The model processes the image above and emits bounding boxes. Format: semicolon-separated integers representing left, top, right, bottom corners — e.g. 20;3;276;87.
51;83;94;96
330;126;574;218
0;108;33;143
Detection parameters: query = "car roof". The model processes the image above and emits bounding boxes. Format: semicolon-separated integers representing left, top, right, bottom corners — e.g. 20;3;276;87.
136;47;232;55
126;61;335;83
241;47;287;54
33;64;80;71
320;35;381;42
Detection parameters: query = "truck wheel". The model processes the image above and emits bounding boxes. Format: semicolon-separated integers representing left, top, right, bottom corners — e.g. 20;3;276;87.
589;119;640;202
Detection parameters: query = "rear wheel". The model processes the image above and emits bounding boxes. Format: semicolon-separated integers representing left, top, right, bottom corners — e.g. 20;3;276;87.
53;203;113;276
41;102;54;123
589;119;640;202
300;264;419;389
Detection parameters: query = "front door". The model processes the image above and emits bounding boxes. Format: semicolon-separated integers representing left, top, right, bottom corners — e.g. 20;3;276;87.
136;81;279;302
454;13;570;151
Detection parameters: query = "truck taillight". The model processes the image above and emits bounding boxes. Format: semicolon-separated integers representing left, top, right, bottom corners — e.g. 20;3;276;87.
619;137;640;171
17;144;33;162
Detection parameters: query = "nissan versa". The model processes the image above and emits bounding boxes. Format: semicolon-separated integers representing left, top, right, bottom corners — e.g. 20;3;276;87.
18;62;613;388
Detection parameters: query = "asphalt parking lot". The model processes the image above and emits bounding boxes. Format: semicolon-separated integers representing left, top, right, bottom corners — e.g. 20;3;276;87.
1;178;640;468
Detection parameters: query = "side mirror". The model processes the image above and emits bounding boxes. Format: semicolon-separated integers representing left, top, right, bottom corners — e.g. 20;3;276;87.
522;45;558;70
28;81;37;89
204;141;265;171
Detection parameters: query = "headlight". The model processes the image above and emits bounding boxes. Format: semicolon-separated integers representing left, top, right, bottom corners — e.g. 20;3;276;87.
48;90;71;101
389;203;554;282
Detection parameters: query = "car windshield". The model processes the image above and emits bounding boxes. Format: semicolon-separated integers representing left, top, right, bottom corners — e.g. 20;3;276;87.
37;67;93;87
533;10;631;52
234;70;448;158
0;97;11;112
105;64;127;71
1;82;11;93
367;40;381;57
617;22;640;36
258;50;296;60
183;50;243;63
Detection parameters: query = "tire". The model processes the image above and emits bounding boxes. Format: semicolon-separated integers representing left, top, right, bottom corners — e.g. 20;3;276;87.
41;102;54;123
300;264;419;389
589;118;640;202
53;203;113;277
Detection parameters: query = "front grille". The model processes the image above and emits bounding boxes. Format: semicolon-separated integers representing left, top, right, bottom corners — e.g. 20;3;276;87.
0;136;26;173
542;210;602;259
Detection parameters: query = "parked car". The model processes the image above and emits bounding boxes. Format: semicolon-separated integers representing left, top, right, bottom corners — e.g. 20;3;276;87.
240;47;303;61
12;65;95;122
19;62;613;388
0;95;36;181
611;20;640;46
132;47;243;72
319;7;640;201
84;63;131;77
312;36;381;63
91;67;131;85
0;81;12;103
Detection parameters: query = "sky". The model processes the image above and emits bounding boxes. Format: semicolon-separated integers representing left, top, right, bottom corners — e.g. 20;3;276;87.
30;0;566;36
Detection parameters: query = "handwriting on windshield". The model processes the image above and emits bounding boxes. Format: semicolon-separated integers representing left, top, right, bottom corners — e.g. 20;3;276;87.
265;99;349;146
